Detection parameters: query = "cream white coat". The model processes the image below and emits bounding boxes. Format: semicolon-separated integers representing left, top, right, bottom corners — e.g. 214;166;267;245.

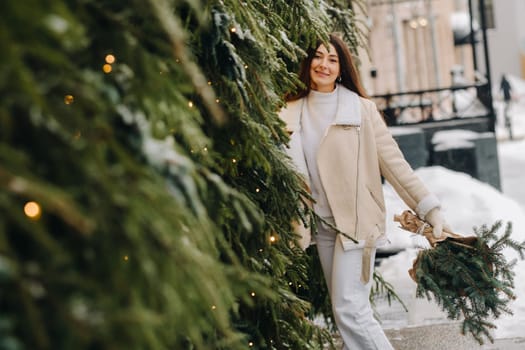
279;86;440;282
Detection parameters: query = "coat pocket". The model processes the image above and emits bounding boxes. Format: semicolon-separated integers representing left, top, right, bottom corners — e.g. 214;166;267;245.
367;187;385;213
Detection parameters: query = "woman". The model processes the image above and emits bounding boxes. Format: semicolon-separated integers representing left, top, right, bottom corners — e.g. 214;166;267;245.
279;33;448;349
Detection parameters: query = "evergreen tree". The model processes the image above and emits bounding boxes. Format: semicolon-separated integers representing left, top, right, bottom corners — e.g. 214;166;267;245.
0;0;365;349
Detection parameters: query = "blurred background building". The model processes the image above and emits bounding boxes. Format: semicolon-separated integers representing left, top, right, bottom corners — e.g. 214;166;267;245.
353;0;525;190
488;0;525;83
355;0;492;126
359;0;525;94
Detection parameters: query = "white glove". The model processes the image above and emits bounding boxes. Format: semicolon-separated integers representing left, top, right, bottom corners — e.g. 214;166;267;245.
411;234;431;249
425;207;449;239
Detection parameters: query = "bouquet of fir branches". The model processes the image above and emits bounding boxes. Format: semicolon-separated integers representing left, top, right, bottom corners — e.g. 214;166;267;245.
394;210;525;344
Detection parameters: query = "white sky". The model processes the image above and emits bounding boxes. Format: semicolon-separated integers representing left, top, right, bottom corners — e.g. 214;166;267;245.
376;74;525;340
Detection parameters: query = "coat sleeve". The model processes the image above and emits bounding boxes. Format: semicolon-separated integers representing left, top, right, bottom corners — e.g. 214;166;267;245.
365;100;440;218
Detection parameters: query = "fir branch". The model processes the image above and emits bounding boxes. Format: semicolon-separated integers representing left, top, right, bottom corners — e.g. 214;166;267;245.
371;271;408;312
149;0;226;124
411;221;525;345
315;214;359;244
0;166;95;236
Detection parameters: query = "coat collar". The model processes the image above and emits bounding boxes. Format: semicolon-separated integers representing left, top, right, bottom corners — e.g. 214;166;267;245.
279;85;362;132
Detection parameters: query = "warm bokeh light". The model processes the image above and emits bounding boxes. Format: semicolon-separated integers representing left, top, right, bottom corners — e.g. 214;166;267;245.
103;64;112;73
64;94;74;105
105;54;116;64
24;201;41;219
188;101;194;108
269;235;276;243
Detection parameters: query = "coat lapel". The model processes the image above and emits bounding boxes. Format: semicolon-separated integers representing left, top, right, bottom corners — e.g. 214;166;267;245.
334;87;362;126
278;99;310;183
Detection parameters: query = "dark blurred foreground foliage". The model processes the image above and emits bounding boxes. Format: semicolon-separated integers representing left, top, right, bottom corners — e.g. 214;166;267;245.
0;0;364;349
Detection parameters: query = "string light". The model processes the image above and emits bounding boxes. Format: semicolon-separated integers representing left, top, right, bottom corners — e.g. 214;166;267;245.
248;342;254;347
102;64;112;73
232;158;237;163
188;101;194;108
255;188;260;193
64;94;74;105
418;17;428;27
24;201;41;219
250;291;256;297
123;255;129;261
105;54;116;64
269;235;276;243
211;305;216;310
207;81;212;85
215;99;220;103
203;147;208;152
230;27;237;33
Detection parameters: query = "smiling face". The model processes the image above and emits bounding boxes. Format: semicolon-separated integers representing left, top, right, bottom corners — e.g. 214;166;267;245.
309;43;340;92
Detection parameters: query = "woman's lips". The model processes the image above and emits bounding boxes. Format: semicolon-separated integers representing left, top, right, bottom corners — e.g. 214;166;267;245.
314;71;330;77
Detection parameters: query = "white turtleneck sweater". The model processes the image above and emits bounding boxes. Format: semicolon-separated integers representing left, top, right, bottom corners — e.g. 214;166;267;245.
300;87;338;217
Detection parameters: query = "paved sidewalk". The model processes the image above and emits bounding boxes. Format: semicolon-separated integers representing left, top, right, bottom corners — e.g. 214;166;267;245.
328;323;525;349
384;323;525;350
322;282;525;349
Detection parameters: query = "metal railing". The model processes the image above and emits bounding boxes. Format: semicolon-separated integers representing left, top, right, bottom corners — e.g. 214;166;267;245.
371;82;495;131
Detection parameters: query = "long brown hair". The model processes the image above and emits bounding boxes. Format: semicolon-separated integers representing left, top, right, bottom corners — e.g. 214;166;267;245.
286;33;368;101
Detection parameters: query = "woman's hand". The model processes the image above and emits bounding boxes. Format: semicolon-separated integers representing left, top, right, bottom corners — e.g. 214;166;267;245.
425;207;450;239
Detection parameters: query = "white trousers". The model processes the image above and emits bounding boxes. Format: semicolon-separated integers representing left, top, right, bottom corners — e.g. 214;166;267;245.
316;218;394;350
